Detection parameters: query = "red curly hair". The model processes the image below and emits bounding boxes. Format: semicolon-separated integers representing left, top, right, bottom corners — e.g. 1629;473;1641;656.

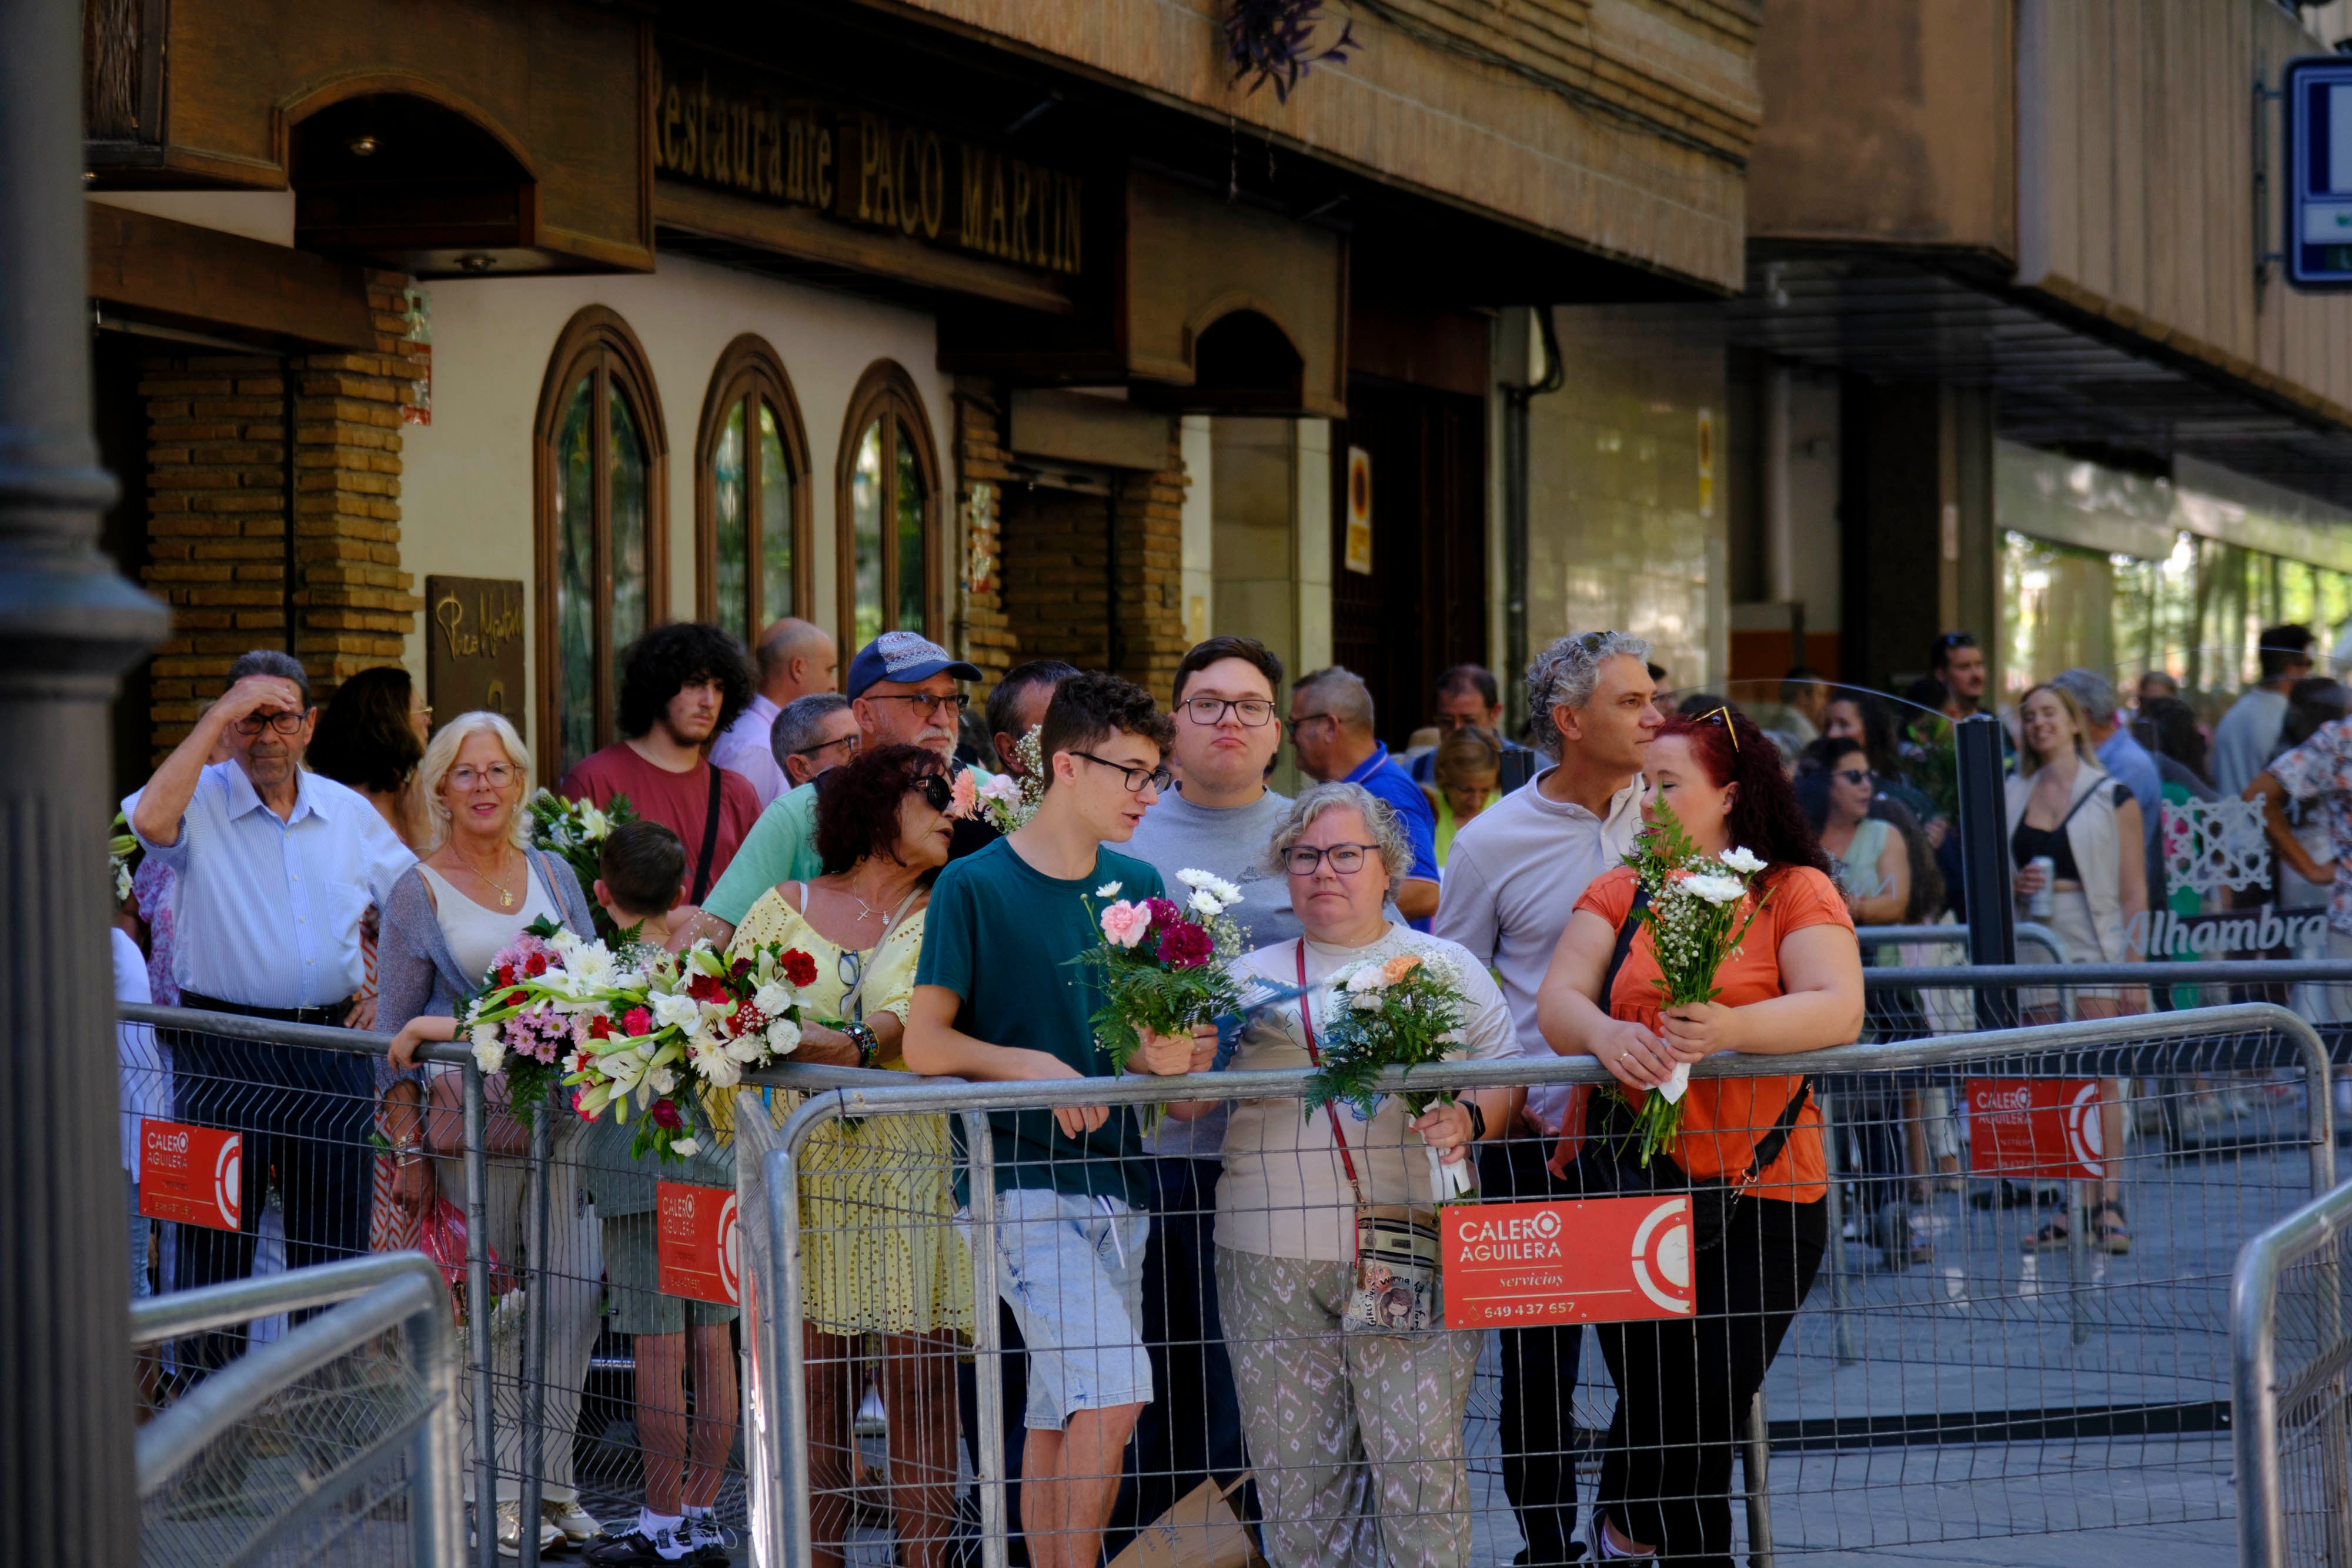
1654;708;1833;883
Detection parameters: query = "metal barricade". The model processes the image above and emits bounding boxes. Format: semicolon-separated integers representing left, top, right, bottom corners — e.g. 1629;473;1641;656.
133;1252;462;1568
2232;1175;2352;1567
735;1003;2337;1568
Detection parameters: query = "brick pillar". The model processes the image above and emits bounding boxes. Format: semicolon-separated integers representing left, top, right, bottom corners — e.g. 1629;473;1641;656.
1111;433;1188;704
952;379;1016;696
136;273;421;757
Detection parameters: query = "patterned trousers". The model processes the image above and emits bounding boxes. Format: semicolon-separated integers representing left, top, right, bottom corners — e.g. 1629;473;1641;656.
1215;1246;1481;1568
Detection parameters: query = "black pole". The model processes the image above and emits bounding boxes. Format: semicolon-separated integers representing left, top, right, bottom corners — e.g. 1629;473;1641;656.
0;2;172;1563
1954;714;2016;1026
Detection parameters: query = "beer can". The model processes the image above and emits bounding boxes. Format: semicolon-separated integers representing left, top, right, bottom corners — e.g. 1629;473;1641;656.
2024;855;2055;919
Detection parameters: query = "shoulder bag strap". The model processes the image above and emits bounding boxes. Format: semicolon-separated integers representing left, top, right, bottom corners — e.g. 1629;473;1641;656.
1599;882;1652;1008
690;764;725;905
1733;1076;1815;1191
1295;941;1371;1213
838;887;922;1023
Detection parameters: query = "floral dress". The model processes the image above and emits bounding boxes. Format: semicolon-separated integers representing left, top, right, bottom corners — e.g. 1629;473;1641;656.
730;888;973;1339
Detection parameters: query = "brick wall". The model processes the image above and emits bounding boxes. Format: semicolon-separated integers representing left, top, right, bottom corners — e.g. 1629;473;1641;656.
993;402;1190;707
950;379;1015;695
138;270;422;756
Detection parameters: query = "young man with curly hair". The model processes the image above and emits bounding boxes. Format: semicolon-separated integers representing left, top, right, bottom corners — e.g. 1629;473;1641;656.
905;672;1217;1568
560;621;763;908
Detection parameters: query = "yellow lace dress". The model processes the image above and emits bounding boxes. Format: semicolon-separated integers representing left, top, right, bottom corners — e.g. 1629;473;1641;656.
729;887;973;1339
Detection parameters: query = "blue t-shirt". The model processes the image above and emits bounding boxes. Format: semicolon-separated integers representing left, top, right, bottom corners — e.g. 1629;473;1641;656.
1346;744;1441;901
914;836;1164;1207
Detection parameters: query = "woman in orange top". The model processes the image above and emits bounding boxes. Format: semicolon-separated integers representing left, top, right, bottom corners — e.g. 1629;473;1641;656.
1536;708;1862;1566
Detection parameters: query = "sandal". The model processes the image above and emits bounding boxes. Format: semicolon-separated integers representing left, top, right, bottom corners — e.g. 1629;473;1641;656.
2092;1201;2132;1255
2022;1218;2071;1253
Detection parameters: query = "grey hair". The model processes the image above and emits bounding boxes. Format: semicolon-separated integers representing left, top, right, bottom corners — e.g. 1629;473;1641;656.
1525;630;1651;758
770;691;852;769
1262;781;1415;885
226;648;312;709
2050;667;2119;726
1292;666;1375;733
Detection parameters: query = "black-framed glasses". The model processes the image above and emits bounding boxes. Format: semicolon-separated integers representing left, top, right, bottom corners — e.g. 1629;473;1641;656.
231;710;306;736
866;692;970;718
793;732;860;760
1073;751;1173;793
1182;697;1275;727
1289;711;1337;732
1832;767;1872;787
1282;842;1375;875
908;772;955;812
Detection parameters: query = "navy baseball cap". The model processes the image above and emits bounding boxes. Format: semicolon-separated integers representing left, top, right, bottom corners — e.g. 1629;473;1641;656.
846;630;981;700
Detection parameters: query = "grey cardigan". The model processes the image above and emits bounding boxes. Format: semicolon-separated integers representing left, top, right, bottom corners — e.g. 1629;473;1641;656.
376;847;597;1034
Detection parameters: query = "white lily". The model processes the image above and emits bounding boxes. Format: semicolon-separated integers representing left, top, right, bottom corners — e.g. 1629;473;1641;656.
470;1024;506;1073
577;803;610;839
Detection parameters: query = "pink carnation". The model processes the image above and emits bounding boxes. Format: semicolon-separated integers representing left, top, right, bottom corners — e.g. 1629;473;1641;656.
1157;920;1214;970
1100;900;1151;950
950;770;978;819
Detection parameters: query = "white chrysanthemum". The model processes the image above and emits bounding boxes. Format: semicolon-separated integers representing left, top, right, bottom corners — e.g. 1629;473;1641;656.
668;1136;700;1157
753;981;797;1017
1176;868;1244;905
1682;872;1747;906
1188;888;1227;918
564;942;615;988
766;1016;803;1056
1718;846;1766;875
1344;964;1387;994
470;1024;506;1073
648;991;703;1034
1095;880;1123;898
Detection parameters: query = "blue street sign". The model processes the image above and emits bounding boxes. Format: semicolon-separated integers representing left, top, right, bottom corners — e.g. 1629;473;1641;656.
2287;55;2352;290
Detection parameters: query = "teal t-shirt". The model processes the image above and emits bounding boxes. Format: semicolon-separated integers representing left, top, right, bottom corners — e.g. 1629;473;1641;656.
914;835;1163;1208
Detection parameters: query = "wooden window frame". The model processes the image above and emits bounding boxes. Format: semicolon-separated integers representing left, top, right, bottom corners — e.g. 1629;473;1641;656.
532;305;669;781
833;360;941;666
694;334;813;640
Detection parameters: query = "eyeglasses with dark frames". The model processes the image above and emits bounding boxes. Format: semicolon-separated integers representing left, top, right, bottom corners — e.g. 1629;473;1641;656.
231;710;307;736
1182;697;1276;727
792;732;861;759
1282;842;1376;875
1073;751;1174;794
864;692;970;718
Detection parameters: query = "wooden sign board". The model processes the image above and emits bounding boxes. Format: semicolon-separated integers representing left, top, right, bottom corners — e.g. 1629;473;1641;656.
425;577;526;735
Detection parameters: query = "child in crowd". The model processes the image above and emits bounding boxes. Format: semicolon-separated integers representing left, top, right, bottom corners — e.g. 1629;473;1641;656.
583;821;743;1567
903;673;1216;1568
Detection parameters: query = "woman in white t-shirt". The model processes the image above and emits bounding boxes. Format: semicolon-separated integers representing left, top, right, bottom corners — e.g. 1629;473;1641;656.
1174;781;1514;1568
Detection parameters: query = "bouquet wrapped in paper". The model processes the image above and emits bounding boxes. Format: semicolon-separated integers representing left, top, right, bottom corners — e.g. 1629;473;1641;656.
1298;950;1481;1202
1079;870;1246;1133
1615;798;1769;1165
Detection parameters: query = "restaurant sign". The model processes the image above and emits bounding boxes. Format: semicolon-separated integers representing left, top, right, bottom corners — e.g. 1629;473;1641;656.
652;43;1083;277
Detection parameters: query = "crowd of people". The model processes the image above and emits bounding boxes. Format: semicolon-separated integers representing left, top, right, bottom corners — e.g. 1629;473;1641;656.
109;602;2352;1568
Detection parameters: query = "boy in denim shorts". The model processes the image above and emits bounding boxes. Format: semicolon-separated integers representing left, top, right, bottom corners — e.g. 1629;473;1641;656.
906;674;1216;1568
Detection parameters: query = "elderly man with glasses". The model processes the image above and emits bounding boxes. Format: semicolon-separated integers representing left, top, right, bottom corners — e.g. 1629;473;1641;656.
690;631;997;949
125;648;416;1368
771;691;861;789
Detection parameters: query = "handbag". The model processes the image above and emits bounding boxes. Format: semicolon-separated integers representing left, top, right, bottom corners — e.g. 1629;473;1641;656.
1572;884;1813;1255
1297;942;1441;1334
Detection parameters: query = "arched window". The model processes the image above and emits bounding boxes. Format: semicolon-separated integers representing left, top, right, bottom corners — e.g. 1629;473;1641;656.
836;362;940;656
534;306;668;780
696;336;810;646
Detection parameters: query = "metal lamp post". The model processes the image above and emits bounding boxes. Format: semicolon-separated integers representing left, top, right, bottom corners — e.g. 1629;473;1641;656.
0;2;173;1564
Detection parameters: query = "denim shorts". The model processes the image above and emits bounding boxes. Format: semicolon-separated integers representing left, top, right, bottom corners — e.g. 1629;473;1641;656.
960;1186;1151;1430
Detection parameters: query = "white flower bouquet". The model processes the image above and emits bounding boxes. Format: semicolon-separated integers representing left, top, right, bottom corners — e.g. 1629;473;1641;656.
1615;798;1770;1165
1299;950;1481;1202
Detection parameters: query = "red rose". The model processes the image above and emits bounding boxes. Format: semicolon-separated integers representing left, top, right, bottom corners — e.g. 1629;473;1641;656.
524;952;549;977
782;949;818;988
496;965;516;988
650;1097;683;1129
586;1015;613;1041
687;974;730;1005
1157;920;1214;970
623;1007;653;1037
505;988;529;1008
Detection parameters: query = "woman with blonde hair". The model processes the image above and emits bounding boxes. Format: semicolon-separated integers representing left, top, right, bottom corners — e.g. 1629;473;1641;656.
2006;681;2143;1255
373;711;609;1556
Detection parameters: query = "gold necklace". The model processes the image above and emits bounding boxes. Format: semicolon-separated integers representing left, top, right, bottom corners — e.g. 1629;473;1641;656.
452;841;519;908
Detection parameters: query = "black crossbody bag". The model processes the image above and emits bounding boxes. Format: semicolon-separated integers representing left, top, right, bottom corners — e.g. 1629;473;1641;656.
1575;884;1813;1255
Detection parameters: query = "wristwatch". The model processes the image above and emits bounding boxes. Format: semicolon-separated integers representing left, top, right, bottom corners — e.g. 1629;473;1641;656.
395;1140;425;1168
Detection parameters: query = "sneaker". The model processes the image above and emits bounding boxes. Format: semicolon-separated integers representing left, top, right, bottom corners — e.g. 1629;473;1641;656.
1583;1514;1652;1563
545;1498;604;1549
583;1524;696;1566
683;1511;734;1564
497;1499;567;1559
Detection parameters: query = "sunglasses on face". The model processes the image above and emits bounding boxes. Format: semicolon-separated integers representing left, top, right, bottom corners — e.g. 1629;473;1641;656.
908;772;955;812
1833;768;1872;787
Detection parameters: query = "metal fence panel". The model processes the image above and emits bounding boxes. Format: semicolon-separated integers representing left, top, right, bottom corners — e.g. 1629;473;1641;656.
2233;1175;2352;1568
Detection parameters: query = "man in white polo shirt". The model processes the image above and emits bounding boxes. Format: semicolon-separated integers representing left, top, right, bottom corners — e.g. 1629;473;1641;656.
1433;630;1658;1567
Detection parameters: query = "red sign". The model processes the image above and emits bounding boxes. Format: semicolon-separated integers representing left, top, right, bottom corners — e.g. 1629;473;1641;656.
1966;1078;2105;1181
138;1119;243;1232
656;1180;740;1305
1442;1197;1695;1329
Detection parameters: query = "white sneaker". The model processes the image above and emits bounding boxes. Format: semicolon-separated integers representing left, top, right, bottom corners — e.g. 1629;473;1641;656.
496;1499;566;1557
546;1497;604;1547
